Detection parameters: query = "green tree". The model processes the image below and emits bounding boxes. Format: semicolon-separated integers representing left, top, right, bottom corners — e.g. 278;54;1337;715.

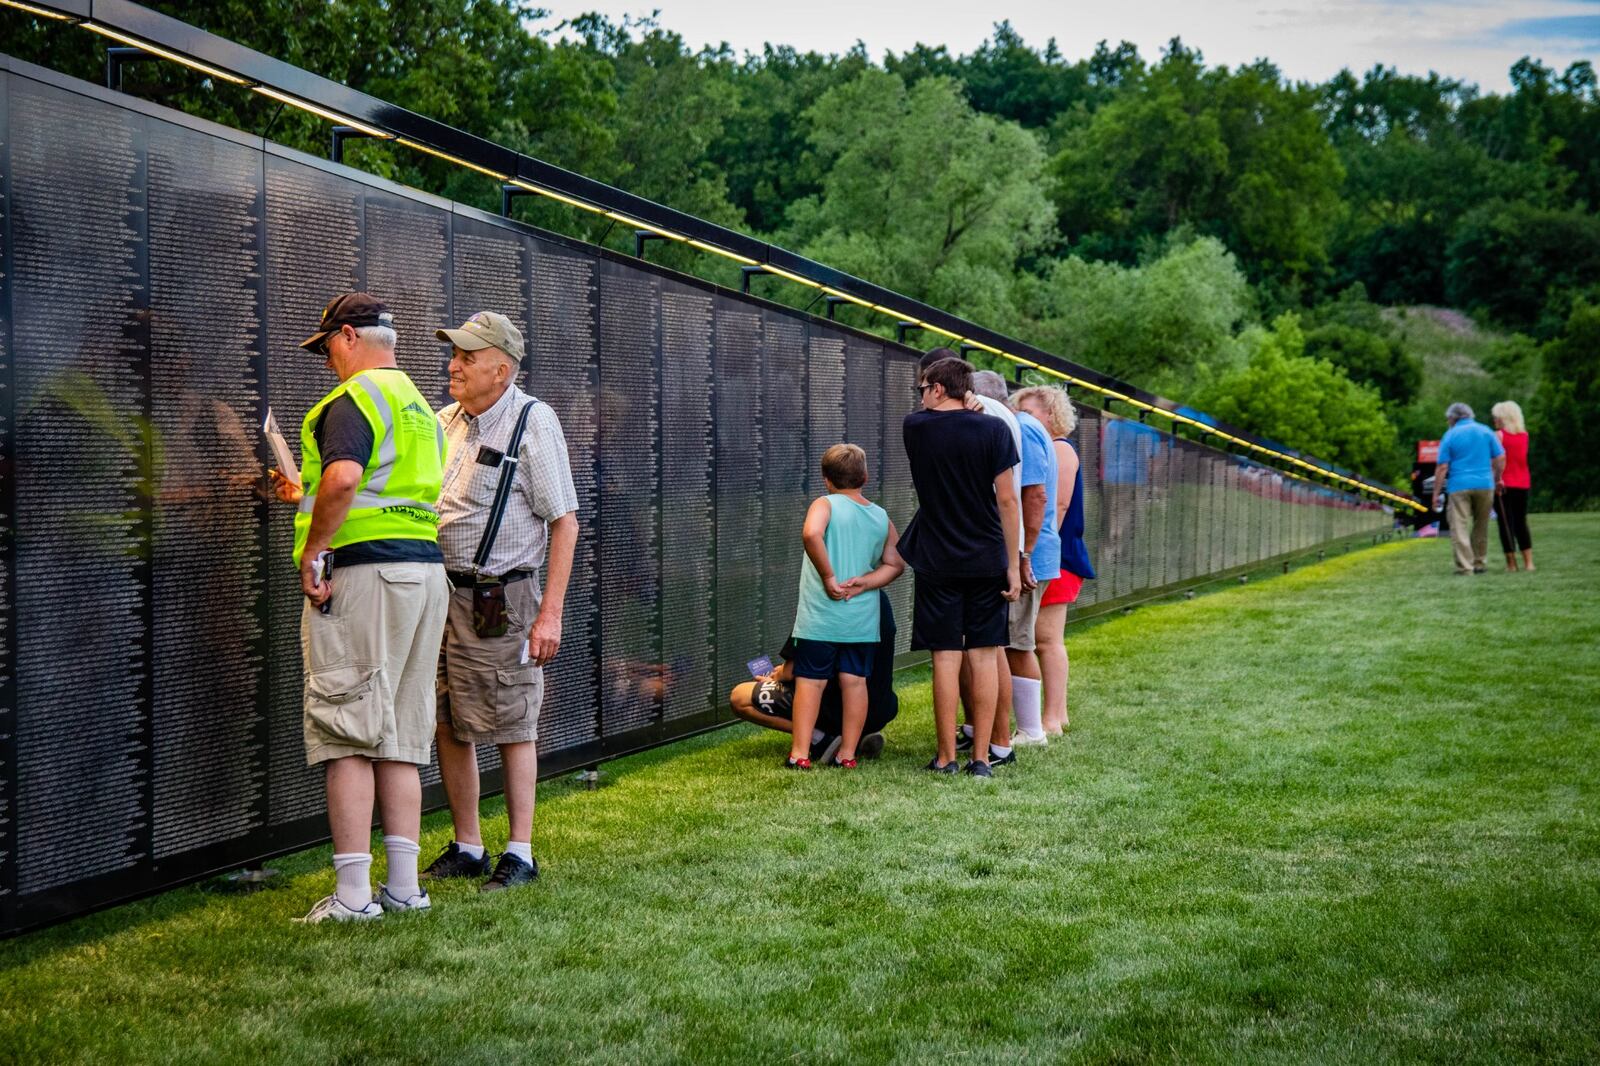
1445;201;1600;334
783;70;1056;330
1019;236;1250;396
1303;323;1420;406
1194;315;1399;476
1531;301;1600;509
1049;42;1343;284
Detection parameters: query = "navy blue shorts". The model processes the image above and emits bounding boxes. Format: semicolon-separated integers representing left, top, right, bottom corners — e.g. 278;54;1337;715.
789;638;875;681
911;572;1008;651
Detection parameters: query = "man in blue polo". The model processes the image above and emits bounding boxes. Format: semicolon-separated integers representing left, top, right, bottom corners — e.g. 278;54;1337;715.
1430;402;1506;575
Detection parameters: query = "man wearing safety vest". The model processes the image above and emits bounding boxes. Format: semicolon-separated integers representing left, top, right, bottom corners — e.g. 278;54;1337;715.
270;292;450;924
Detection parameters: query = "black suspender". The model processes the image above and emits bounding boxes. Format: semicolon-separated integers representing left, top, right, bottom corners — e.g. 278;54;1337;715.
471;397;539;575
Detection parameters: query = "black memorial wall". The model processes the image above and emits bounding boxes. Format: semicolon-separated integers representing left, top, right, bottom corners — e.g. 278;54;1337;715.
0;55;1386;934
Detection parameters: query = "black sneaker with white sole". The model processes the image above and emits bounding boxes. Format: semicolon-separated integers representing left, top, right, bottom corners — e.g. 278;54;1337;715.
955;730;974;752
421;842;492;880
988;747;1017;767
480;852;539;893
964;760;994;778
924;757;960;774
810;733;843;764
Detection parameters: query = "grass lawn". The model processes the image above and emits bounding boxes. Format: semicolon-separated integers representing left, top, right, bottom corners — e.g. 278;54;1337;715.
4;515;1598;1064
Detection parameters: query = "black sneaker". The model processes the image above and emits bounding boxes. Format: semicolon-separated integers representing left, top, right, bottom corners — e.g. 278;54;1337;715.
858;733;886;760
810;733;842;764
955;730;974;752
421;842;492;881
964;760;994;778
924;757;960;774
480;852;538;893
988;747;1017;767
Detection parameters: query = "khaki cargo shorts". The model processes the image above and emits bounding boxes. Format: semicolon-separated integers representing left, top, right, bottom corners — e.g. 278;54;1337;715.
437;577;544;745
302;561;450;766
1007;579;1045;651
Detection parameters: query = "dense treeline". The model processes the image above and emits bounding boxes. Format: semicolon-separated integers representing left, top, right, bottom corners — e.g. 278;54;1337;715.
4;2;1595;505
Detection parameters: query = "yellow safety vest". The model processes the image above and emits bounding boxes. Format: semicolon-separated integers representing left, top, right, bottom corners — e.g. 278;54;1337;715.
294;369;446;566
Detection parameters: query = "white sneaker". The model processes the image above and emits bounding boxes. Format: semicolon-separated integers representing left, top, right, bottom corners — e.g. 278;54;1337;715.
297;893;382;924
377;884;432;913
1011;730;1049;747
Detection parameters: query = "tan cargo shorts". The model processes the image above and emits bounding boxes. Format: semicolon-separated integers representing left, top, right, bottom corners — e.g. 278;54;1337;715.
1007;579;1045;652
302;561;450;766
437;576;544;745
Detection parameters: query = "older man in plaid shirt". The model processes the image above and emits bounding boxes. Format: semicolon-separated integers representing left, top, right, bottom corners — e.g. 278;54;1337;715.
422;311;579;892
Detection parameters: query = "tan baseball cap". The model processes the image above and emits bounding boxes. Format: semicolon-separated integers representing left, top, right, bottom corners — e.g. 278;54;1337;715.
435;311;525;363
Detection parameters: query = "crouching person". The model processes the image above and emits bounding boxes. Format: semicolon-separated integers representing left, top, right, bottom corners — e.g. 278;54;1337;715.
423;312;579;892
729;589;903;760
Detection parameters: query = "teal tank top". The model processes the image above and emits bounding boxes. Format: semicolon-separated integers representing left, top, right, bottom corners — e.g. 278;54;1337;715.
793;494;890;644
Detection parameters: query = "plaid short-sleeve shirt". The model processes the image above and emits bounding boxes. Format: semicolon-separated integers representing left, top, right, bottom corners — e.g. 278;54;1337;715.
437;384;579;575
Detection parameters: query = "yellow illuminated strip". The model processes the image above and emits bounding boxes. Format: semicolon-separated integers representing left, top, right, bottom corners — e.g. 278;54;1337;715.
604;211;687;241
252;86;393;139
687;239;758;266
2;0;74;19
761;265;823;289
392;137;518;181
85;22;251;84
506;179;603;215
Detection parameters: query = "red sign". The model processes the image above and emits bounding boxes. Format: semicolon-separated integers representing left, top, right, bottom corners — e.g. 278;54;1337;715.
1417;440;1439;463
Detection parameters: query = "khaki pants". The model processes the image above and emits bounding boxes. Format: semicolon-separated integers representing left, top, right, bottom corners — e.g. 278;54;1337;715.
301;561;450;765
1447;489;1493;573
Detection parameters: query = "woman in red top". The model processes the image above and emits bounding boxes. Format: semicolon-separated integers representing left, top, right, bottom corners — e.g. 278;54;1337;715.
1491;400;1533;572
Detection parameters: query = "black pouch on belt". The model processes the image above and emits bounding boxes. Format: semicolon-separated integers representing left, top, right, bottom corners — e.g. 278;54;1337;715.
472;578;509;638
467;397;540;640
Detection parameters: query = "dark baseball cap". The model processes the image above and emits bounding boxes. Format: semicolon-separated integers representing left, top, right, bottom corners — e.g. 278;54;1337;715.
299;292;394;351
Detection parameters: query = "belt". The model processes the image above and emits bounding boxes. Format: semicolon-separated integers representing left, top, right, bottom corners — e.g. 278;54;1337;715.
446;569;535;589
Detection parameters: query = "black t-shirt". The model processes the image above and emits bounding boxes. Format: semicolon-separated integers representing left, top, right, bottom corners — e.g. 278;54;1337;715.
897;408;1019;578
314;392;443;567
779;590;900;735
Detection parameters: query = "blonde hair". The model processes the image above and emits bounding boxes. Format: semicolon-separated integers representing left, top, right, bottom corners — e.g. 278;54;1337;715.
820;443;868;489
1490;400;1526;434
1010;385;1077;438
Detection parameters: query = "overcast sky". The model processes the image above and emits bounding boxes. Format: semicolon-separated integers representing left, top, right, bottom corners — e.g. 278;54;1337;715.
539;0;1598;92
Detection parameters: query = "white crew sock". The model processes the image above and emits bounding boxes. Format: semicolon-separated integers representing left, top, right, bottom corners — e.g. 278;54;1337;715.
382;835;421;899
1012;676;1044;738
456;841;486;861
989;744;1013;759
960;723;975;740
811;728;827;745
332;852;372;911
504;840;534;865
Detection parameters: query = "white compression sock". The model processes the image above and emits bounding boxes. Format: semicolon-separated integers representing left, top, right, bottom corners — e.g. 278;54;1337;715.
504;840;533;864
332;852;372;911
456;841;485;861
382;836;421;899
1012;677;1044;738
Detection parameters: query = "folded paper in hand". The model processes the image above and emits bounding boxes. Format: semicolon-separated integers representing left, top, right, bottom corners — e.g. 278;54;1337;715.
263;408;301;487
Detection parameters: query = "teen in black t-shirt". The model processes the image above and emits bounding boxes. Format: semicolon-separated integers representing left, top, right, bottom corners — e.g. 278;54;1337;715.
900;355;1020;777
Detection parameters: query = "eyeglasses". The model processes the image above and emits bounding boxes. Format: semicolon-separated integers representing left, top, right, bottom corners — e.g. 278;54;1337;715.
917;383;934;395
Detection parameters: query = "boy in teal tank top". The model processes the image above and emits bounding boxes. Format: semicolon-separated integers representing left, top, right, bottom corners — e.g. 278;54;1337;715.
788;444;905;769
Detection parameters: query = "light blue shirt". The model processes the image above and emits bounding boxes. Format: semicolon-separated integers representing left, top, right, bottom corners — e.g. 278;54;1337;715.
1016;411;1061;581
793;494;889;643
1437;417;1504;492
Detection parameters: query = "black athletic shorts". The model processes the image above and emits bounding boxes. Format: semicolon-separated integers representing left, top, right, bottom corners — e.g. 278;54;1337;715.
911;571;1008;651
752;678;794;719
789;638;875;681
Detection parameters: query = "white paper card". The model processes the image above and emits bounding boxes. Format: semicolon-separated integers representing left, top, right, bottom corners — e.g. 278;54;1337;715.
263;408;301;487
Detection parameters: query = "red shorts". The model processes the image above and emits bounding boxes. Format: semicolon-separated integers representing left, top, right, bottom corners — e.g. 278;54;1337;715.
1041;573;1083;606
